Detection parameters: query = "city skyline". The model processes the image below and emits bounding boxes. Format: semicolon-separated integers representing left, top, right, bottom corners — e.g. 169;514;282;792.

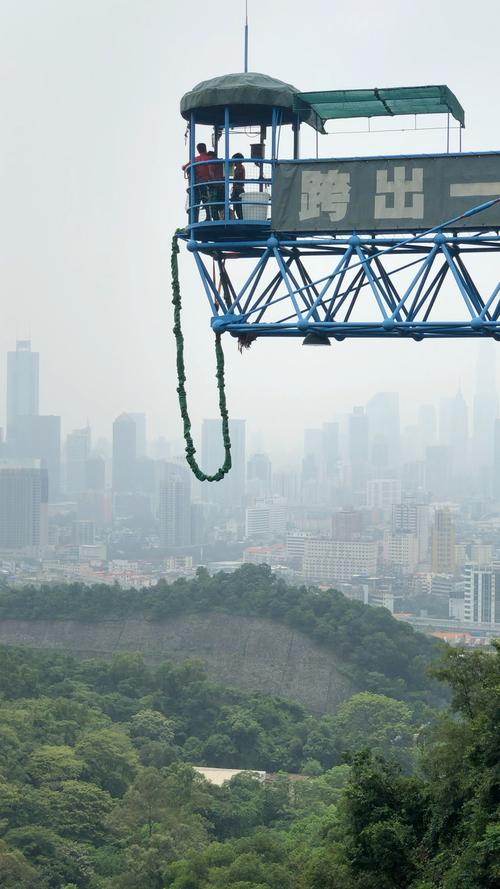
1;2;500;454
1;338;499;470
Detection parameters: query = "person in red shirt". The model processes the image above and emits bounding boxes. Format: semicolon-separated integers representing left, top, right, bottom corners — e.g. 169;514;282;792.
207;150;224;221
182;142;212;222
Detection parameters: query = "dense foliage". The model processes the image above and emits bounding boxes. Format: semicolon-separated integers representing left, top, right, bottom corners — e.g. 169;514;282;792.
0;564;444;703
0;640;500;888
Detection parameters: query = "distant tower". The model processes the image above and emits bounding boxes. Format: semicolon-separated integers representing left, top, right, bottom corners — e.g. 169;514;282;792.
348;406;369;492
247;452;272;499
112;414;137;493
6;340;39;440
473;344;498;468
14;415;61;502
431;508;456;573
159;463;191;546
128;413;147;457
65;426;91;494
366;392;400;468
439;388;468;478
494;419;500;500
0;459;48;551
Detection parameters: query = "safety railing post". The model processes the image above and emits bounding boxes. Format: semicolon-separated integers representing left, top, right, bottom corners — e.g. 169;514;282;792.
224;107;230;222
189;112;196;227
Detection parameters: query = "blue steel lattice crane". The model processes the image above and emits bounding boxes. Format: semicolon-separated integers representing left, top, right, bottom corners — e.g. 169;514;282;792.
172;72;500;480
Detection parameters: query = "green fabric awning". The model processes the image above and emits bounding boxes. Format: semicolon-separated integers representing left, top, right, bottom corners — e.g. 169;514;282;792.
294;85;465;128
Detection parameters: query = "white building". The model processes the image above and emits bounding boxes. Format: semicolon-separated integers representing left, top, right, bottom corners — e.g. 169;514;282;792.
245;499;287;537
302;538;378;582
464;563;500;624
392;502;429;562
367;478;402;511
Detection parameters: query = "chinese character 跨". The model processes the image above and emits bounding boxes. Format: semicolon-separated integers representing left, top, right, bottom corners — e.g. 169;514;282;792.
300;169;351;222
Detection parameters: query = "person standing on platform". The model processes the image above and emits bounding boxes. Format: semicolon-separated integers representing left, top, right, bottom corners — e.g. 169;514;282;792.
230;152;246;220
182;142;212;222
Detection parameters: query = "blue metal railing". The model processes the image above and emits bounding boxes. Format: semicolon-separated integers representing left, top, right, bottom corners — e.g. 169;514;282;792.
185;157;273;227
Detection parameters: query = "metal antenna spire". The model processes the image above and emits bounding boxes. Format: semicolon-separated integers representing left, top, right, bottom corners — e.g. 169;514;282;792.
244;0;249;72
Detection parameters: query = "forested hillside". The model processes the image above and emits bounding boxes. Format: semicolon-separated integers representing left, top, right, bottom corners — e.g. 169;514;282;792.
0;564;445;704
1;642;500;888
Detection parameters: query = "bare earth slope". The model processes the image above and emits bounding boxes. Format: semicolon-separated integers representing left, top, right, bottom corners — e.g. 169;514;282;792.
0;613;355;713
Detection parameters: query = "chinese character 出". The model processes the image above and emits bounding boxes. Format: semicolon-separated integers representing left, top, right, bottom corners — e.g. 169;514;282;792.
374;166;424;219
300;169;351;222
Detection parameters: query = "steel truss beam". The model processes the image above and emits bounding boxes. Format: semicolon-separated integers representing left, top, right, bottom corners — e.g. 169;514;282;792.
182;231;500;340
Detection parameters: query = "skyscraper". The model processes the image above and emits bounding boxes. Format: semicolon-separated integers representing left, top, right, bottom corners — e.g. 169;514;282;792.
201;418;246;507
439;389;468;480
13;415;61;502
65;426;91;494
348;406;369;492
0;459;48;551
494;419;500;500
431;508;456;573
159;462;191;546
366;392;400;467
129;413;147;457
322;422;339;482
473;344;498;468
112;414;137;493
6;340;39;440
247;453;272;499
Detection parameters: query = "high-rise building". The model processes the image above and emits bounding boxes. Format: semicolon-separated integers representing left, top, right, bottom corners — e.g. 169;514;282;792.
201;418;246;507
431;509;456;573
13;415;61;501
473;344;498;468
6;340;39;440
0;459;48;551
366;392;400;468
65;426;91;494
322;422;339;481
247;453;272;499
383;531;419;573
129;413;147;457
348;407;369;492
425;445;451;499
245;499;287;537
72;520;95;545
159;462;191;546
366;478;402;511
494;419;500;500
112;414;137;494
439;389;468;476
464;563;500;624
392;502;429;562
332;509;363;541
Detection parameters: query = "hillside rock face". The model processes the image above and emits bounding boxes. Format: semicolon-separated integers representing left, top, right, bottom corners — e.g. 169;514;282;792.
0;613;355;713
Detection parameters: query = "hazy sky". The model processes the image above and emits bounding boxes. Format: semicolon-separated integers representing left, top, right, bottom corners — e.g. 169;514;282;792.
1;0;500;462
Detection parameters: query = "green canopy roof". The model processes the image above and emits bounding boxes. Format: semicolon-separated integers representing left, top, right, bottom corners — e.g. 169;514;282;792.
181;72;322;130
294;85;465;127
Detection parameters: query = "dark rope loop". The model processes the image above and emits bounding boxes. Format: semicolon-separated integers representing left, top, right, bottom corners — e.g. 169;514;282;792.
171;231;232;482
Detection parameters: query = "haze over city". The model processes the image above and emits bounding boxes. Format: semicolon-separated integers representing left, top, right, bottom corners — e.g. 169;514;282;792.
2;0;500;456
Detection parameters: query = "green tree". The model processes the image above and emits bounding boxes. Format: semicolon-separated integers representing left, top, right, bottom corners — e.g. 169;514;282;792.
27;745;83;786
333;693;414;763
76;728;138;796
